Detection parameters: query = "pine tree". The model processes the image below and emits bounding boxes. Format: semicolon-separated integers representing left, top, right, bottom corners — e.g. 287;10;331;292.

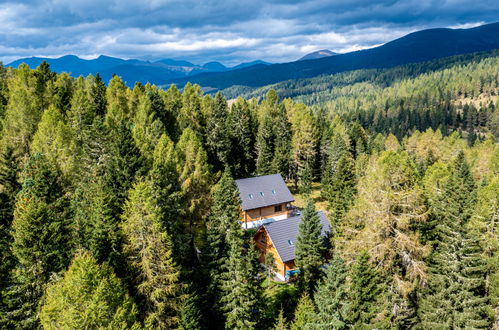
39;250;139;329
206;92;231;171
348;251;383;327
6;153;71;328
418;152;491;328
291;292;315;330
295;201;325;293
313;255;349;329
88;73;107;117
121;180;185;329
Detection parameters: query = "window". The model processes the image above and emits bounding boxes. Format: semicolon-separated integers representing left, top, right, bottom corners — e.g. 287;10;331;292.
287;239;294;246
271;189;276;195
260;192;264;197
274;205;282;212
260;237;266;244
248;194;253;199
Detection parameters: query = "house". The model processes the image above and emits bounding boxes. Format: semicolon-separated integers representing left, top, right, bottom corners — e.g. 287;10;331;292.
235;174;295;229
253;211;331;281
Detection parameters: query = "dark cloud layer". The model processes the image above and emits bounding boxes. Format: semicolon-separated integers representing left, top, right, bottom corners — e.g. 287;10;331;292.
1;0;498;65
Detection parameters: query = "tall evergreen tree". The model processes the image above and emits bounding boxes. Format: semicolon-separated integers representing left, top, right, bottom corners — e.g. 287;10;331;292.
294;201;325;293
220;220;262;329
6;153;71;328
121;180;185;329
313;255;349;329
39;250;139;329
200;169;241;324
322;152;356;239
348;251;384;327
255;114;276;175
291;292;315;330
228;97;256;178
206;92;231;171
418;152;491;328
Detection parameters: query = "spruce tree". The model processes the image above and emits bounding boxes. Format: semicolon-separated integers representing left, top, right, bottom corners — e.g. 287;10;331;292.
291;292;315;330
70;177;121;269
179;293;202;330
271;103;292;177
6;153;71;328
200;169;241;323
39;250;139;329
418;152;490;328
295;201;325;293
256;114;276;175
313;255;349;329
206;92;231;171
274;308;287;330
228;97;256;178
348;251;383;327
219;209;262;329
121;180;185;329
322;152;356;238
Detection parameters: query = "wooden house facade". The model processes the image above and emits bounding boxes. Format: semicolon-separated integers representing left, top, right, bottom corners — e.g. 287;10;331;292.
235;174;295;229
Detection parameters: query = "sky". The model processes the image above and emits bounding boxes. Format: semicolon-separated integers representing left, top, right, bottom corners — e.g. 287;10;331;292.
0;0;498;66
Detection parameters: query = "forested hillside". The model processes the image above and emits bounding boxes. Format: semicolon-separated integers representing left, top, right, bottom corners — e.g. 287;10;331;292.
0;58;497;329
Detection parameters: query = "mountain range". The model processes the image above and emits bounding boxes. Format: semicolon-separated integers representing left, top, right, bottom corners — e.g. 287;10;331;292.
6;55;271;87
6;22;499;90
172;22;499;90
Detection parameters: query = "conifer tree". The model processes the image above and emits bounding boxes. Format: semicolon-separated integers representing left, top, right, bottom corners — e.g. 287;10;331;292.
322;152;356;238
132;86;165;167
295;201;325;293
220;221;262;330
175;128;211;242
228;97;256;177
271;103;292;177
313;255;349;329
179;293;202;330
206;92;231;171
469;176;499;323
291;292;315;330
161;84;182;141
39;250;139;329
103;78;145;215
71;177;121;269
88;73;107;117
0;64;43;158
274;308;287;330
121;180;185;329
201;169;241;322
418;152;490;328
348;251;383;327
7;153;70;328
30;105;78;179
179;83;205;137
256;114;276;175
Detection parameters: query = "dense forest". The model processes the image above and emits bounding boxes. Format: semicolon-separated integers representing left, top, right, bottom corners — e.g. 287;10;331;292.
0;55;497;329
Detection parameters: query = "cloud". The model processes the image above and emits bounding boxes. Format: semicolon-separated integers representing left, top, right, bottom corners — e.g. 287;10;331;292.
0;0;498;65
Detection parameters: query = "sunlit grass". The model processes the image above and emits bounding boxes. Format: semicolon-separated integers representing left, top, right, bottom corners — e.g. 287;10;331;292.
287;182;328;212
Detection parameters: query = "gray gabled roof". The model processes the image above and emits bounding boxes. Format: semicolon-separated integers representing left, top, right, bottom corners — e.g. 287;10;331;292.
235;174;294;211
262;211;330;263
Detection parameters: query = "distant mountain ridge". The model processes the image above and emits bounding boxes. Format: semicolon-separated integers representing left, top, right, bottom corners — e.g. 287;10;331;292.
6;55;271;87
173;21;499;90
299;49;337;61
